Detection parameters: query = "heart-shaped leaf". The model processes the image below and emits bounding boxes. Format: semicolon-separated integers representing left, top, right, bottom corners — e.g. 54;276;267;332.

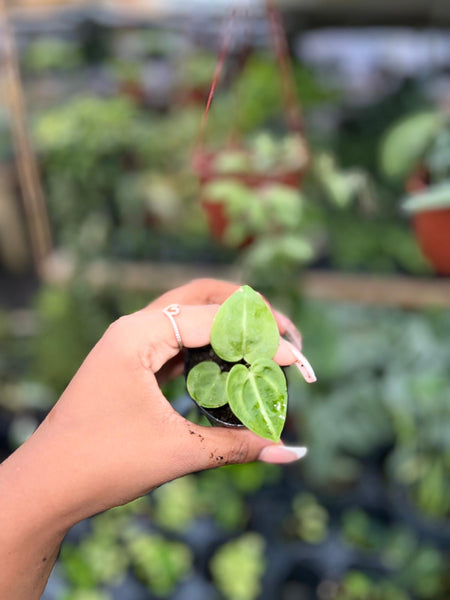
211;285;279;363
186;361;228;409
226;358;287;442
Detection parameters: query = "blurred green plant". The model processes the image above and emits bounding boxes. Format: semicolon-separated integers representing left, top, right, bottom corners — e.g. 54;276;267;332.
23;37;82;73
290;492;329;543
126;533;192;596
333;571;409;600
210;533;266;600
379;110;442;183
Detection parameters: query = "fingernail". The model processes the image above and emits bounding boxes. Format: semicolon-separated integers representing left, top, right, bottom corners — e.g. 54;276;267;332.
284;319;303;351
287;343;317;383
258;445;308;464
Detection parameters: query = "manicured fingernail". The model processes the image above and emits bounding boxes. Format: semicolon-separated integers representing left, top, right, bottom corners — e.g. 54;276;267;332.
287;343;317;383
283;319;303;351
258;445;308;464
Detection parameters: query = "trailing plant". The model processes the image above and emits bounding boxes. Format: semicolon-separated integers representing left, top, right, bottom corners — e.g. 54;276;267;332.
203;179;305;247
210;132;309;177
186;285;292;442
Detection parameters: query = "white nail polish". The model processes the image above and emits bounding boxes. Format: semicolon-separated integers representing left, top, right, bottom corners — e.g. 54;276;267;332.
258;445;308;464
283;446;308;459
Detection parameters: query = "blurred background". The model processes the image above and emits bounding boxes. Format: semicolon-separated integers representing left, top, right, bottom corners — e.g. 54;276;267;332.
1;0;450;599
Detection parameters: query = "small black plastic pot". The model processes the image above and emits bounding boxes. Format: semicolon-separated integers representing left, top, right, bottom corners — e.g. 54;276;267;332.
184;345;245;429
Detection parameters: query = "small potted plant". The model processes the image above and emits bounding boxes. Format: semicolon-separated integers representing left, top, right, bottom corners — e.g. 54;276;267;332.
402;119;450;274
194;131;309;188
194;132;309;246
185;285;315;442
380;110;450;275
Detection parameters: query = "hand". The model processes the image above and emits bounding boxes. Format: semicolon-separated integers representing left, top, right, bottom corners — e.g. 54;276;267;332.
0;279;313;600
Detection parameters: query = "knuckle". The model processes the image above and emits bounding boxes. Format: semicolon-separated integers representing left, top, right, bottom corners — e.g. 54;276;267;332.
225;438;251;465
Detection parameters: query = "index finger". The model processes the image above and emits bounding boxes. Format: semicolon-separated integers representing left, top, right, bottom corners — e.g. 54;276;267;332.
147;279;303;349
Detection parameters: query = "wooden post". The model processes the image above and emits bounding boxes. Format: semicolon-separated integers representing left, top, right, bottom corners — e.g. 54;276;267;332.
0;0;53;275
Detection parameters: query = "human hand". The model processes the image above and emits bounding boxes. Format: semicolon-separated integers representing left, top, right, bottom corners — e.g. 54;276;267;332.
0;279;313;600
35;279;312;523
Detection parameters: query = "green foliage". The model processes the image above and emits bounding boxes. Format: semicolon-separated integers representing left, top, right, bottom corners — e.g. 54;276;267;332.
152;476;199;532
327;217;430;275
176;51;217;88
425;123;450;181
33;95;150;251
291;493;329;543
227;358;287;441
187;286;288;442
204;179;305;246
341;509;447;599
212;133;309;175
314;152;374;209
379;110;441;181
127;533;192;596
63;591;111;600
210;533;266;600
292;300;450;519
233;55;335;133
187;361;228;408
334;572;409;600
210;285;280;363
32;283;112;394
23;37;82;73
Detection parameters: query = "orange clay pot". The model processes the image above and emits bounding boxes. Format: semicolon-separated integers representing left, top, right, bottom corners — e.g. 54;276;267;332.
412;209;450;276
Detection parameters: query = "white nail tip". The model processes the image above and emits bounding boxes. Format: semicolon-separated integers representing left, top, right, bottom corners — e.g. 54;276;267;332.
284;446;308;459
287;343;317;383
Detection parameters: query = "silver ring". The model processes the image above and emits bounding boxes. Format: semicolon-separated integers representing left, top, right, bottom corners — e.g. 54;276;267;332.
163;304;183;349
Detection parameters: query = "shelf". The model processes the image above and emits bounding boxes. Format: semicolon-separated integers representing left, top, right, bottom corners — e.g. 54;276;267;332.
41;253;450;309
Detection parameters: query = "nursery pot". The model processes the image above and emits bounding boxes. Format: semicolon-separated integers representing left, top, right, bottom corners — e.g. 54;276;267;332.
200;199;254;248
412;209;450;276
184;345;245;428
403;174;450;276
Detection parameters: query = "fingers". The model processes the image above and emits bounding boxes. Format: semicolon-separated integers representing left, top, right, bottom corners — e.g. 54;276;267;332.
146;279;241;311
274;339;317;383
136;304;220;373
146;279;303;350
134;302;315;382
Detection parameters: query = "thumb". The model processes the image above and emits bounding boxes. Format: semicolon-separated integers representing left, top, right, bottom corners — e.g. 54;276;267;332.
175;420;308;474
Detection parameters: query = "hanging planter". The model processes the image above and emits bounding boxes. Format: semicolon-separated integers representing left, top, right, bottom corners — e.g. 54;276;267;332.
402;179;450;276
192;1;309;246
195;134;308;246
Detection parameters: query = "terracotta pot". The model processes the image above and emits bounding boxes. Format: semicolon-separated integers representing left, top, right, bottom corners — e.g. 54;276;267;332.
405;167;450;276
200;199;253;247
195;149;306;246
413;208;450;276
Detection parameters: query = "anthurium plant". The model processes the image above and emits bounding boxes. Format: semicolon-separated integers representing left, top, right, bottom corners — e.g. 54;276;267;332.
186;285;312;442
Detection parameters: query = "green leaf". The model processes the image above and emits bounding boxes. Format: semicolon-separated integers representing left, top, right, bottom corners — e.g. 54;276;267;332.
210;285;280;363
227;358;287;442
380;111;441;180
186;362;228;408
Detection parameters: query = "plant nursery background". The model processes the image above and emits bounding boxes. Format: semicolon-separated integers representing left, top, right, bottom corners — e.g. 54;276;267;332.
0;1;449;599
